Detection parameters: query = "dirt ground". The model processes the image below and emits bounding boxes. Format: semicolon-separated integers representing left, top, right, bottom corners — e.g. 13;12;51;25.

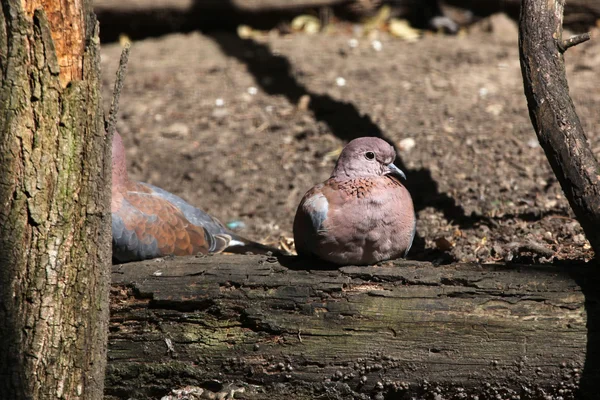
100;14;600;265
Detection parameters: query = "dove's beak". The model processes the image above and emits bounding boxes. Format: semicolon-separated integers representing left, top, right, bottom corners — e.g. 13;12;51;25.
386;163;407;180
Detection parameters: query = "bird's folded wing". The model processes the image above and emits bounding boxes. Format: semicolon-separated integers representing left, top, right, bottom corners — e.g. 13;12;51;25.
112;183;229;262
293;184;331;256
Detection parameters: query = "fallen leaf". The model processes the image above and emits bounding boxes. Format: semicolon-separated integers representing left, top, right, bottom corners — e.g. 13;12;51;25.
237;25;265;39
297;95;311;111
435;237;454;251
119;34;131;47
389;19;420;42
291;15;321;34
362;5;391;33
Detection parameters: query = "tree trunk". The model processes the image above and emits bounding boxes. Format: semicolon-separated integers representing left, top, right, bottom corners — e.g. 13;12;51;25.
0;1;111;399
106;255;600;399
519;1;600;258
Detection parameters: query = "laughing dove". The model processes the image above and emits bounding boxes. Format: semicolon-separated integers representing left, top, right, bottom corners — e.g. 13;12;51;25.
111;131;282;263
293;137;416;266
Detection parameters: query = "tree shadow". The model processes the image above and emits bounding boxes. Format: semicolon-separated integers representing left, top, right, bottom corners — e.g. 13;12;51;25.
97;5;300;43
96;3;491;258
276;255;341;271
569;264;600;399
205;32;490;252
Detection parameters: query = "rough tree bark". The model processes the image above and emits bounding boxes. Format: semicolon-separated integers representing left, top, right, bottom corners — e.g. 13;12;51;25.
106;255;600;400
519;1;600;257
0;1;111;399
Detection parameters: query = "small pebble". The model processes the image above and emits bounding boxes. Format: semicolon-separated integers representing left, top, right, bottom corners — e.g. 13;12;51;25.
371;40;383;51
162;122;190;139
398;137;416;152
573;234;586;244
336;77;347;87
226;220;246;231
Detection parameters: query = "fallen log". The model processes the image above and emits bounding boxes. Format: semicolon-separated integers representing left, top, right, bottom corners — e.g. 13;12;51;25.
106;255;600;399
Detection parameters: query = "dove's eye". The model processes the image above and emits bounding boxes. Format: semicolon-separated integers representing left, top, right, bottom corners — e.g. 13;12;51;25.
365;151;375;160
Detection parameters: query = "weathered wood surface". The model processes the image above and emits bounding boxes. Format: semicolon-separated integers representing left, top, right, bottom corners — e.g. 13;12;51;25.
106;255;600;399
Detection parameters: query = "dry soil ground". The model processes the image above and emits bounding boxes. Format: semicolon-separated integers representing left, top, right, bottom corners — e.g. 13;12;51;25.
100;14;600;266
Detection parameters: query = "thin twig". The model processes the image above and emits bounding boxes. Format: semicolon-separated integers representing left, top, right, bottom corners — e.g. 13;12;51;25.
106;43;131;137
508;241;554;258
558;32;591;53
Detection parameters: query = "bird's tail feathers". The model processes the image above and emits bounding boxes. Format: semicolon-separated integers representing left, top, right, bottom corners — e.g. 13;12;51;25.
224;233;290;256
211;233;232;253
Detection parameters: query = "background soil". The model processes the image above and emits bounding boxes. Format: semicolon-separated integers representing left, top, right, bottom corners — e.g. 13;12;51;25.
99;12;600;265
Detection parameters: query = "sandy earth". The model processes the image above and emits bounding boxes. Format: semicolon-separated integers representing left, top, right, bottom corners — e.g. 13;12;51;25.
100;14;600;266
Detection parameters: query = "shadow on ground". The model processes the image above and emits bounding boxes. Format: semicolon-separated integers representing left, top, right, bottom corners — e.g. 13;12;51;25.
570;264;600;399
204;32;492;259
95;1;527;260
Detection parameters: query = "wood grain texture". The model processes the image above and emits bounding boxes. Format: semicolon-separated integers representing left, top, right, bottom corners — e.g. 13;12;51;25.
107;255;600;399
23;0;85;86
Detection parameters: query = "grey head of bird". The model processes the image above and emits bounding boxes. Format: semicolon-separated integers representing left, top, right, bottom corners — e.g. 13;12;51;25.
330;137;406;181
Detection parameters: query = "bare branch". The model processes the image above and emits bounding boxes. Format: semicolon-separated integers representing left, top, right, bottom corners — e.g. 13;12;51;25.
507;240;554;258
519;0;600;257
559;32;591;53
106;43;131;138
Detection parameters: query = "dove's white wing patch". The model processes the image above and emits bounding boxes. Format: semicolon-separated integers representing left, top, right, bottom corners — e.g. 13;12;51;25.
305;192;329;232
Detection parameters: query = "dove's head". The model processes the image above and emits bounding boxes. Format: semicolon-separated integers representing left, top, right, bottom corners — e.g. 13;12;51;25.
330;137;406;181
